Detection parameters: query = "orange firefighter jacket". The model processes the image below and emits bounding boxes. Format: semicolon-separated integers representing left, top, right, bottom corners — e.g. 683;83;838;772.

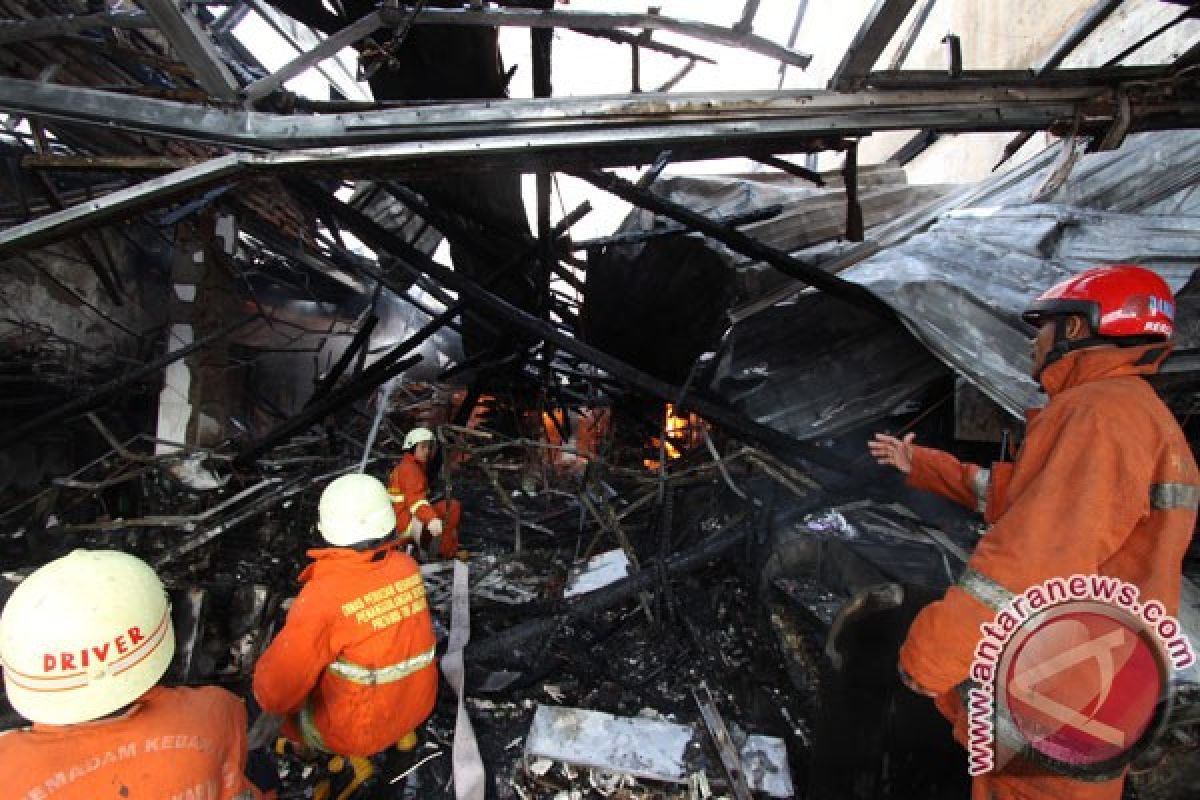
252;544;437;757
0;685;264;800
899;344;1199;799
388;453;461;557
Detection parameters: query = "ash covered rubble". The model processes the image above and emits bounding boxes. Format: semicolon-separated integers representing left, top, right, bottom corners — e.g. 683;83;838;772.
4;388;1199;800
0;392;819;799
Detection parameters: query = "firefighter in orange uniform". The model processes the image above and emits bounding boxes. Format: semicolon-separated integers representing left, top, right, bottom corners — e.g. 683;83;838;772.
0;549;266;800
253;474;437;798
870;265;1199;800
388;427;462;559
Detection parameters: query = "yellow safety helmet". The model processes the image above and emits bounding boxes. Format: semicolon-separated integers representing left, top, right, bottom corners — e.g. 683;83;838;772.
0;550;175;725
402;426;436;451
318;473;396;546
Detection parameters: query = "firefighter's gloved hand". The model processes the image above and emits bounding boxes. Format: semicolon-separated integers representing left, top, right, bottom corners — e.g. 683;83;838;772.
427;518;444;537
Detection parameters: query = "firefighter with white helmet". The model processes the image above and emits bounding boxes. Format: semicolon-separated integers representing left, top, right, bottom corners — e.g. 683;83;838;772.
253;473;437;796
388;426;463;559
0;549;265;799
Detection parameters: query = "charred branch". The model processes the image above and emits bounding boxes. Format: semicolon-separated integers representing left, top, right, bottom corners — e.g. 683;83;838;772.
466;513;750;662
235;342;422;466
570;28;715;65
0;314;257;452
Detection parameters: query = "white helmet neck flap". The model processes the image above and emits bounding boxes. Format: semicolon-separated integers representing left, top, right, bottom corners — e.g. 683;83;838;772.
402;426;436;451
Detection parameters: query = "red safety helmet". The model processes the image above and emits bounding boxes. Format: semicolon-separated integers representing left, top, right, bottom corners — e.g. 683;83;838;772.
1022;264;1175;340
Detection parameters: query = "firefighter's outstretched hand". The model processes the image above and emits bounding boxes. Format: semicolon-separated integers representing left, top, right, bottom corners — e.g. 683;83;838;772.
427;518;444;537
869;432;916;474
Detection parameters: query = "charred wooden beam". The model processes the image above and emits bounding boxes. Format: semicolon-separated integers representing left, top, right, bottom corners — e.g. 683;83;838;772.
235;345;422;466
1102;4;1197;69
993;131;1035;171
888;129;940;165
753;155;825;186
637;150;674;189
384;6;811;68
575;168;894;321
305;313;379;408
242;11;384;104
842;142;864;242
776;0;810;87
886;0;936;71
570;205;784;250
311;192;854;471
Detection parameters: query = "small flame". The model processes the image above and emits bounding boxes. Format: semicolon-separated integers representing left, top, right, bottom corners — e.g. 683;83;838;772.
644;404;694;469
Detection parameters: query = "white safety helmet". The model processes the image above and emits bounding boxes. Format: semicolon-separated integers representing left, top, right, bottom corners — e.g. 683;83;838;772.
318;473;396;546
402;426;436;451
0;550;175;725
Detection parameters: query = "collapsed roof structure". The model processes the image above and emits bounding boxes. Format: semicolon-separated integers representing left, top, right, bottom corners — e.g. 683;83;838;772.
2;1;1200;798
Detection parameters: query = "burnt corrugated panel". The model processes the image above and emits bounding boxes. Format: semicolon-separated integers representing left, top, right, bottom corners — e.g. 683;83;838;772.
584;167;952;385
712;131;1200;438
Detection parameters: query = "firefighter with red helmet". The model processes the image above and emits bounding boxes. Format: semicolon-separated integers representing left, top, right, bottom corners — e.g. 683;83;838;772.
870;265;1199;800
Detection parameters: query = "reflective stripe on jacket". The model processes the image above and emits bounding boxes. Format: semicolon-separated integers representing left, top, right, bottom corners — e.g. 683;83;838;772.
901;344;1198;696
252;545;438;757
388;453;437;535
0;686;264;800
901;345;1198;798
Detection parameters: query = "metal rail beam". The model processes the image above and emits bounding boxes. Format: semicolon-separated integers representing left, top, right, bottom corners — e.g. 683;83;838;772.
0;84;1138;257
569;27;716;65
0;77;1112;150
244;0;368;103
1033;0;1126;76
829;0;919;91
865;64;1165;89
